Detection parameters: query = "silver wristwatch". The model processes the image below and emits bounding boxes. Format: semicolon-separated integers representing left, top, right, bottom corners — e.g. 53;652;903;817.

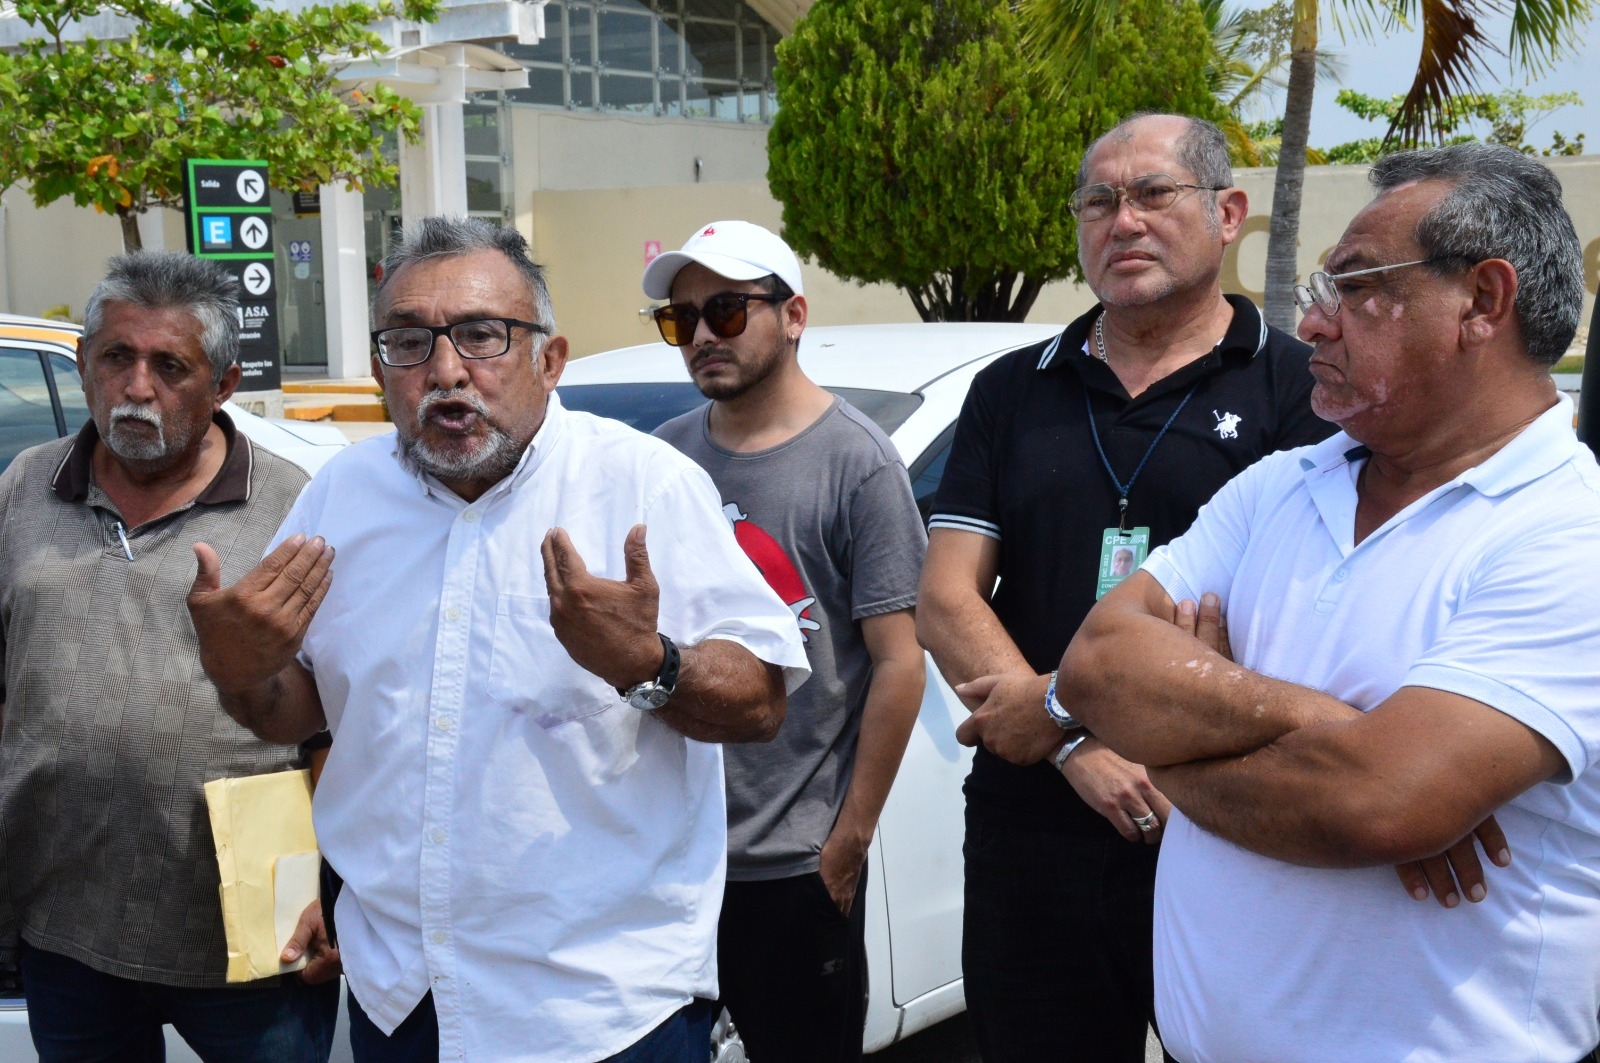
1044;670;1083;731
617;634;681;711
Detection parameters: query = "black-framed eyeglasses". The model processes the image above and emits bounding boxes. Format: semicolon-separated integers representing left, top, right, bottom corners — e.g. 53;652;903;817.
1292;259;1444;317
370;317;550;367
1068;173;1230;222
651;292;787;347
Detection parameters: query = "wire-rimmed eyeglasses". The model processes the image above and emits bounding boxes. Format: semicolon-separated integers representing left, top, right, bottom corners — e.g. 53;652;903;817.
1068;173;1230;222
371;317;550;367
1292;259;1440;317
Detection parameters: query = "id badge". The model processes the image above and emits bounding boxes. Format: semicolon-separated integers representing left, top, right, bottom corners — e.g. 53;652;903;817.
1096;526;1150;599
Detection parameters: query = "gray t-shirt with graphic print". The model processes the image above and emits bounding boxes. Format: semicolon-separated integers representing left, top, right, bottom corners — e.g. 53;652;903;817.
656;397;927;880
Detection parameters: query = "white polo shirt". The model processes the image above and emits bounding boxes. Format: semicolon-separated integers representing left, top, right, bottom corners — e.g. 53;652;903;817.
1143;397;1600;1063
272;394;809;1062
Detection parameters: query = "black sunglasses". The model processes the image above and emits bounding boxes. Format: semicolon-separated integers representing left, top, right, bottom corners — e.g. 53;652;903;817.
652;292;787;347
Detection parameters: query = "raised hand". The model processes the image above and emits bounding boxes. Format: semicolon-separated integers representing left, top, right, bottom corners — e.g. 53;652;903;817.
187;533;333;697
540;524;663;691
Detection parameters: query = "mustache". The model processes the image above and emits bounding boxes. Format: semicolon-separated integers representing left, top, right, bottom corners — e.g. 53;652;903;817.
416;388;491;421
109;403;161;428
690;346;737;370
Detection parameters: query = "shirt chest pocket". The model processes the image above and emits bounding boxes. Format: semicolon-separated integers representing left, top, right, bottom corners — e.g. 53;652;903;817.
487;592;616;728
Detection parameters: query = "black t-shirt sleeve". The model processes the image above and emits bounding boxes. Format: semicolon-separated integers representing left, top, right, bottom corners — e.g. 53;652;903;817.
928;363;1003;540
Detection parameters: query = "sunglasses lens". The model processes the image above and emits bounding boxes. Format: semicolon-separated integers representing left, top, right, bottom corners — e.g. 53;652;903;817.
654;305;696;346
701;295;749;339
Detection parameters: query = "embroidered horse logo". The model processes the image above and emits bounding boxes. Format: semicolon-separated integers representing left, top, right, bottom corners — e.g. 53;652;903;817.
1213;410;1242;439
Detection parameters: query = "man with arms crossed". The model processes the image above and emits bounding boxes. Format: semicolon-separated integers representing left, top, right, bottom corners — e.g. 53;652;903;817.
1063;144;1600;1062
917;113;1331;1060
187;217;808;1062
0;252;337;1061
648;221;927;1061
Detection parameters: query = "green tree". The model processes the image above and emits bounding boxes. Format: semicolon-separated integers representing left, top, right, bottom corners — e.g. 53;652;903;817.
0;0;439;251
1323;87;1585;161
766;0;1220;323
1022;0;1591;329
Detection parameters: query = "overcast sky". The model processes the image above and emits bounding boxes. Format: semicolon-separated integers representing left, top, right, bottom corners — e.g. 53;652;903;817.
1246;8;1598;154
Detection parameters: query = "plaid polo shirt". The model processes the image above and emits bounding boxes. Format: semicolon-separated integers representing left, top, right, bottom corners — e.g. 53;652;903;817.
0;413;309;987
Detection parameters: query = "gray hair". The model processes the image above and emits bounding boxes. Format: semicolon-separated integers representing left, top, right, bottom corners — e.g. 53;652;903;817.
1368;144;1583;367
1078;113;1233;226
375;216;556;350
82;251;240;382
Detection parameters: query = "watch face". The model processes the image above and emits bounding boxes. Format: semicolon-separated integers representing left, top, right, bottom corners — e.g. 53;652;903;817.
630;685;671;711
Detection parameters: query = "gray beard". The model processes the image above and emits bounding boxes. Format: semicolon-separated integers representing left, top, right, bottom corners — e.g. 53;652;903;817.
401;389;525;486
102;403;171;463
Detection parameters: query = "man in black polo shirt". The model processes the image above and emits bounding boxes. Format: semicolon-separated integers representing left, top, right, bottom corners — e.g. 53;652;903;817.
917;113;1333;1060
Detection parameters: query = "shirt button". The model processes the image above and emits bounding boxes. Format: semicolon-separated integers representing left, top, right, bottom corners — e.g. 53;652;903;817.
463;511;479;523
436;715;453;732
1333;569;1348;583
430;828;447;844
445;607;461;621
431;931;447;945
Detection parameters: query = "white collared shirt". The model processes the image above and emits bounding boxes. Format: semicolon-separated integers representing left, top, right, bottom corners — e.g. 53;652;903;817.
1143;396;1600;1063
273;395;809;1061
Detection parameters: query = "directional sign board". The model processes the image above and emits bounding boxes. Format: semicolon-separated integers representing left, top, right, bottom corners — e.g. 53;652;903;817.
185;159;280;390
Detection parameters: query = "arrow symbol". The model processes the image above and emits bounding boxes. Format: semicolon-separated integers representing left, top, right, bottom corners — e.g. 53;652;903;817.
236;170;266;202
242;262;272;295
240;216;269;249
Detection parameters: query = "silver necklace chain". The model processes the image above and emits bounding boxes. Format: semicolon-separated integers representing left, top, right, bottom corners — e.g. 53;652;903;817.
1093;313;1110;362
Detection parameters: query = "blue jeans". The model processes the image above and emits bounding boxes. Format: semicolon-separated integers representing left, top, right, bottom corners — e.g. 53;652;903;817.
20;941;338;1063
349;991;714;1063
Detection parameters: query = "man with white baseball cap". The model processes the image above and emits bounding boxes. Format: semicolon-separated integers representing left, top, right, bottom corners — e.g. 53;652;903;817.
649;222;928;1061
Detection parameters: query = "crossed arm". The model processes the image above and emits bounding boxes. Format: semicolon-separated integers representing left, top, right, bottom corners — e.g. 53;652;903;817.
1061;571;1565;871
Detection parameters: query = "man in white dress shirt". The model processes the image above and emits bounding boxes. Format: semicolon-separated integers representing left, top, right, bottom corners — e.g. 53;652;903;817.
187;216;809;1063
1058;144;1600;1063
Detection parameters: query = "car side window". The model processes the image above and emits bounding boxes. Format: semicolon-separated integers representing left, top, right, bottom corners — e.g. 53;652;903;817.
48;352;90;434
0;346;64;472
908;425;956;526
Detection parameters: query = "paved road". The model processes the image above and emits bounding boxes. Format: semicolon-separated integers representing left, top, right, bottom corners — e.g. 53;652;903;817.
873;1015;1166;1062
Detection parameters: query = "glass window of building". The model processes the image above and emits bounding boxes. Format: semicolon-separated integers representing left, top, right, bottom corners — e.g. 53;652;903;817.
487;0;779;123
463;104;510;221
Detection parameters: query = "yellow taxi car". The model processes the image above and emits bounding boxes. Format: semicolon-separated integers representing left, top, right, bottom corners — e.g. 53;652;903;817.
0;313;87;470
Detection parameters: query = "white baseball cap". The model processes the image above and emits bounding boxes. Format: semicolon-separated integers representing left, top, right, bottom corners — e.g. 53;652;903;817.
641;220;804;300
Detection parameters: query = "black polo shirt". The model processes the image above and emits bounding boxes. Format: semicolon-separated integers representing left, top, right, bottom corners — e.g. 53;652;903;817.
930;294;1335;835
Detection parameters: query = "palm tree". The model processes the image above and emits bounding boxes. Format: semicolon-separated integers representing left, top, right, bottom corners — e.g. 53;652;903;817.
1202;0;1344;166
1021;0;1592;329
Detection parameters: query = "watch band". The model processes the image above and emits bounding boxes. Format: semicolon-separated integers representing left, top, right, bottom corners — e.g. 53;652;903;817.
1044;670;1083;731
617;633;680;709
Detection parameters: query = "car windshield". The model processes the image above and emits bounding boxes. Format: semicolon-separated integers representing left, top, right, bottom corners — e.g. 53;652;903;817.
556;382;923;436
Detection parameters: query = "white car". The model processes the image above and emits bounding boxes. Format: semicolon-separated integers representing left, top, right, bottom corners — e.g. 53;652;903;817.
559;321;1063;1054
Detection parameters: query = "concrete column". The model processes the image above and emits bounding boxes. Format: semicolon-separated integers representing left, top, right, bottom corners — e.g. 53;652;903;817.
319;183;373;379
399;109;435;229
430;100;468;218
398;100;469;225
